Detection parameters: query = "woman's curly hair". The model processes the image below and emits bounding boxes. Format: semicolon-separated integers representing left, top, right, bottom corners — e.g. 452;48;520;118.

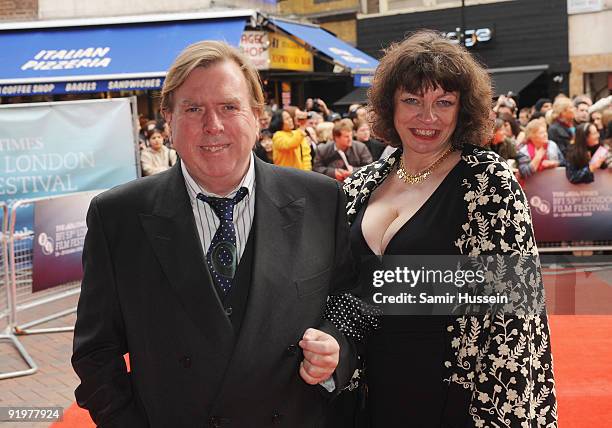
368;30;493;148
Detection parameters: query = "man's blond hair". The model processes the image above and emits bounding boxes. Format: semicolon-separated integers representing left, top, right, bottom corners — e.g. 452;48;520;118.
550;96;572;122
160;40;264;113
333;119;354;137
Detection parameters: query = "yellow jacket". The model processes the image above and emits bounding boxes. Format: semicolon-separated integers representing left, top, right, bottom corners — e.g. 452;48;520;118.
272;130;312;171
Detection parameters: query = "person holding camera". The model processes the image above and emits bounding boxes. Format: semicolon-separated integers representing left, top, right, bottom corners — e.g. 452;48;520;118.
270;108;312;171
306;97;332;120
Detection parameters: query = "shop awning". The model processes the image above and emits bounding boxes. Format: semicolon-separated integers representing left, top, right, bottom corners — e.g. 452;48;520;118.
489;68;545;96
0;12;251;97
333;87;369;107
269;18;378;75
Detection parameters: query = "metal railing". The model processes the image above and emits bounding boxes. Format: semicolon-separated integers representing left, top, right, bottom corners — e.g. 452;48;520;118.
7;196;85;335
538;240;612;253
0;202;37;379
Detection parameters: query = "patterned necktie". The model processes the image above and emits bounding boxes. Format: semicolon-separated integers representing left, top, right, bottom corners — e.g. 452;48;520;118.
197;187;248;295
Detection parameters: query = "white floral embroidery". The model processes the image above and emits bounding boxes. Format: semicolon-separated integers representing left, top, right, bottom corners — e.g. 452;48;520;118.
339;145;557;427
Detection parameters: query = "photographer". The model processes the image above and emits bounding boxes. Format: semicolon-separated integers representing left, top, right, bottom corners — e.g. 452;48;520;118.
493;93;517;118
305;97;332;120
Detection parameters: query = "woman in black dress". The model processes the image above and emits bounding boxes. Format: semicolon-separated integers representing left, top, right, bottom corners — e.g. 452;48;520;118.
327;31;557;427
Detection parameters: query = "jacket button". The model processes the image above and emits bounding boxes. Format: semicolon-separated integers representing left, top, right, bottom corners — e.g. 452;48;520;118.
180;355;191;368
285;344;298;356
224;306;233;316
272;411;283;424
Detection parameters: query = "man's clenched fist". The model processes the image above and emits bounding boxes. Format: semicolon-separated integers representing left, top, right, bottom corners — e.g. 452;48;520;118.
298;328;339;385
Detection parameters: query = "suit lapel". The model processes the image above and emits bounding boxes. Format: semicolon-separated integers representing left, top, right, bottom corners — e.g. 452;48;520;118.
241;160;304;346
139;163;234;355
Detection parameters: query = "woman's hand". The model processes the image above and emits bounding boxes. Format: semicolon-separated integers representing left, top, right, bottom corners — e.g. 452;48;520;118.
541;159;559;169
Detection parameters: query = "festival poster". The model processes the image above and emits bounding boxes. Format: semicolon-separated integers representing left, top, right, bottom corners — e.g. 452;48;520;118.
32;191;98;292
521;168;612;242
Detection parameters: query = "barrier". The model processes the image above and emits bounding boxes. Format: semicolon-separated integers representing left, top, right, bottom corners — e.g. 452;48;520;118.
7;191;100;335
522;167;612;253
0;202;37;379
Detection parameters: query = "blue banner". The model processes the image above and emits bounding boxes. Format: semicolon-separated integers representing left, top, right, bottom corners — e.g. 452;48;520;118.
0;98;138;232
271;19;379;74
0;77;165;96
0;18;247;84
353;74;374;87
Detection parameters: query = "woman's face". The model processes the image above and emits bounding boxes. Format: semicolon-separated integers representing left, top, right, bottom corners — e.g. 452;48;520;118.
149;132;164;151
530;125;548;147
393;86;460;154
355;123;371;142
591;112;603;129
587;124;600;146
282;111;294;131
260;136;273;152
502;121;512;137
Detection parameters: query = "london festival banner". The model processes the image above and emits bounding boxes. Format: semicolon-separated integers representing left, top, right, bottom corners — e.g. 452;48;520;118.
521;167;612;242
0;98;138;233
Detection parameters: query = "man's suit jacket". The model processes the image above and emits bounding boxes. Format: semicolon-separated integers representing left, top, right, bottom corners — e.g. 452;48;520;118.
313;141;373;178
72;159;357;428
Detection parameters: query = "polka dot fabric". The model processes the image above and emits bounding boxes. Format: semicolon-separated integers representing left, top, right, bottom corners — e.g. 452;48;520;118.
324;292;381;342
197;187;248;295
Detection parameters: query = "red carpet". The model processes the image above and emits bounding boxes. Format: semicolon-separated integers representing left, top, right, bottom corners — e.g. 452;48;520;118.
548;315;612;427
50;402;94;428
51;319;611;427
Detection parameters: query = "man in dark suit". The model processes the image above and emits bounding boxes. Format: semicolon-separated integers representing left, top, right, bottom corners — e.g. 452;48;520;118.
313;119;373;182
72;41;356;427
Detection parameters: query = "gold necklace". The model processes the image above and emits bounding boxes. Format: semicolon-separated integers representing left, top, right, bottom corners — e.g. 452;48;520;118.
396;146;455;185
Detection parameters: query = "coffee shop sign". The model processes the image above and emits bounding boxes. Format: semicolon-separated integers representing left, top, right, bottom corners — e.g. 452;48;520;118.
442;28;492;47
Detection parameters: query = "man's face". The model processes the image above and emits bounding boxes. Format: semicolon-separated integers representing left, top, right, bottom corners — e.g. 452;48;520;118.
575;102;589;123
164;61;259;193
355;123;370;142
334;130;353;152
540;102;552;113
259;110;271;129
356;107;367;122
519;110;529;126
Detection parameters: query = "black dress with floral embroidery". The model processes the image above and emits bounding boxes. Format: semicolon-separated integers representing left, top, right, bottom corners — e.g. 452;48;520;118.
325;144;558;428
350;160;468;426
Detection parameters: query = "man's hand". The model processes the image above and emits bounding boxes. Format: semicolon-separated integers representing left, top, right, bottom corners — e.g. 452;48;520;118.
334;168;351;181
298;328;339;385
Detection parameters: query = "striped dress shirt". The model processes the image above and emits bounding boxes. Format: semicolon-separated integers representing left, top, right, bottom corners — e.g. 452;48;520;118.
181;153;256;263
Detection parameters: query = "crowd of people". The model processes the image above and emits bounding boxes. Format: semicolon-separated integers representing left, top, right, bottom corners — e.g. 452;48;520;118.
490;92;612;184
135;76;612;188
251;89;612;187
